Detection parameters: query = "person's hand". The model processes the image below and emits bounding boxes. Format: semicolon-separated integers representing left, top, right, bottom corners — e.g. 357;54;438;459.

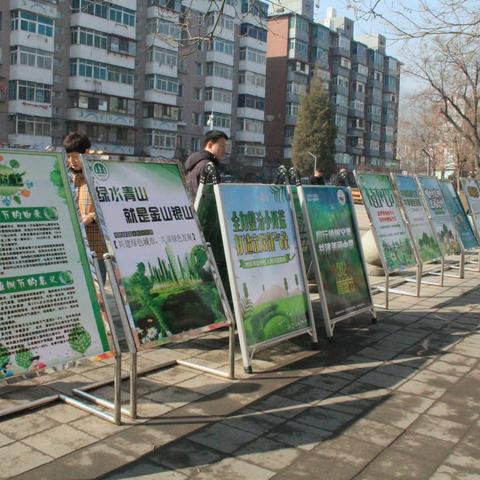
82;212;95;225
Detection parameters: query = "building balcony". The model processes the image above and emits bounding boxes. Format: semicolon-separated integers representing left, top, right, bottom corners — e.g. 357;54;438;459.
8;133;51;147
238;36;266;51
66;108;135;127
92;142;134;155
206;51;234;67
70;45;135;70
10;0;57;16
236;107;264;121
145;61;178;78
10;30;54;52
205;100;232;115
143;89;177;106
10;64;52;84
238;60;265;76
143;118;177;131
347;145;365;156
8;100;52;118
145;34;179;51
238;83;265;98
347;127;365;137
143;145;176;159
69;77;134;98
235;131;264;143
205;76;233;91
71;13;136;40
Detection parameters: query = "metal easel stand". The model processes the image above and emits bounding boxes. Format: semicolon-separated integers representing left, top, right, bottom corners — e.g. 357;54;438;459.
74;223;237;419
426;251;465;280
463;249;480;272
1;255;123;425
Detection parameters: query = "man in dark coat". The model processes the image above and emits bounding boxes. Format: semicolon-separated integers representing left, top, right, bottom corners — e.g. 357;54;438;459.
335;168;350;187
310;168;326;185
184;130;229;198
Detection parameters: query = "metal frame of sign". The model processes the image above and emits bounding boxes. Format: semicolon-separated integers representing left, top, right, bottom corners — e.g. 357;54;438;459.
0;147;122;425
458;178;480;272
354;171;419;310
390;173;446;292
293;169;376;338
208;165;318;373
80;156;236;420
415;175;465;280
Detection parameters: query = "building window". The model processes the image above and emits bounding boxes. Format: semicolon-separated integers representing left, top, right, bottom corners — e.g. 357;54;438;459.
238;94;264;110
146;46;178;67
286;102;299;116
10;46;53;70
70;58;134;84
239;47;266;65
144;130;176;149
72;0;135;27
9;115;52;136
191;137;200;151
240;23;267;42
239;118;264;133
239;71;265;88
208;38;234;55
144;74;179;94
9;80;51;103
205;88;232;103
206;62;233;80
203;112;230;129
146;18;181;39
350;99;364;111
354;64;368;76
70;27;107;49
143;103;179;120
288;40;308;59
332;75;349;89
11;10;54;37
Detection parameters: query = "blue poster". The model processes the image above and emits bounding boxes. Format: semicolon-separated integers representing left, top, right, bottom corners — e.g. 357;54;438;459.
439;181;478;250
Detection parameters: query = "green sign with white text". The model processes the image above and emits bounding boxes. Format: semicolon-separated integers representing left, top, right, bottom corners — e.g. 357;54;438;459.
0;149;109;379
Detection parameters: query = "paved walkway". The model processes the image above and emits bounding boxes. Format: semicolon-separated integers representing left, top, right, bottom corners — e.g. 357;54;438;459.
1;268;479;479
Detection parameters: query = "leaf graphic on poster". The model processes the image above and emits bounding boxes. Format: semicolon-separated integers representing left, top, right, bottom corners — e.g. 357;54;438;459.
50;162;66;200
15;347;33;369
68;325;92;354
268;186;289;203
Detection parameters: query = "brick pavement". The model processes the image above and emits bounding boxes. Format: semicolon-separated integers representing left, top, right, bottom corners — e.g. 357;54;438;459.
1;271;479;479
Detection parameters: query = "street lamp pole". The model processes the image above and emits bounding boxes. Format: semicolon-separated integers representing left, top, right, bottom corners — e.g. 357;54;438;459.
307;151;317;174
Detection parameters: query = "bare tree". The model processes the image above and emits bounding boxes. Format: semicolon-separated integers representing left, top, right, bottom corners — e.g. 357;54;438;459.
345;0;480;40
406;35;480;170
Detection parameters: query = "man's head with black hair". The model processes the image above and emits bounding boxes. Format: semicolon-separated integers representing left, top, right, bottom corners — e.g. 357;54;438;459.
63;132;91;154
63;132;91;172
203;130;228;161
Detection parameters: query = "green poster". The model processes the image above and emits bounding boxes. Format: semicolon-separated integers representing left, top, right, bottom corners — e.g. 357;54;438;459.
302;186;372;318
356;173;417;272
394;174;442;263
217;185;310;348
461;178;480;237
83;159;229;349
291;187;312;274
0;149;109;379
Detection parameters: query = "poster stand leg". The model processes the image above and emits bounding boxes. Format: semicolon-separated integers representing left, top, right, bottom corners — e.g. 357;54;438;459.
74;254;236;420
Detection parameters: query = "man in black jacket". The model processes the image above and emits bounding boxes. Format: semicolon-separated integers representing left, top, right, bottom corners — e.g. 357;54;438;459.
184;130;229;198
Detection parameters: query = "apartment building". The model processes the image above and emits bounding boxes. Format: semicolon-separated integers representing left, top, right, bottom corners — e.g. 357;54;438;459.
265;3;401;171
0;0;267;172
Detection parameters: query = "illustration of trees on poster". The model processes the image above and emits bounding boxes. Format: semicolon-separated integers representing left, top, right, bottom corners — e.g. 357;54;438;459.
417;176;460;255
83;160;228;347
357;173;416;272
303;186;371;318
394;174;442;263
218;185;310;347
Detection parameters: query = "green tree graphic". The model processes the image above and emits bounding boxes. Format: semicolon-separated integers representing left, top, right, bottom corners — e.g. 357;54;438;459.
68;325;92;354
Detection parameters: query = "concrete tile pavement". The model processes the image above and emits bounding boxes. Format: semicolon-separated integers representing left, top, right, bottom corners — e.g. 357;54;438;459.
0;270;479;479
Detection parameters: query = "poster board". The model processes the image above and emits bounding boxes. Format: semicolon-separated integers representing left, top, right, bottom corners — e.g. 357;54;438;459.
82;157;230;350
392;174;442;264
416;176;461;255
439;180;479;251
214;184;314;353
460;178;480;239
355;173;417;273
301;185;373;320
0;149;109;379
